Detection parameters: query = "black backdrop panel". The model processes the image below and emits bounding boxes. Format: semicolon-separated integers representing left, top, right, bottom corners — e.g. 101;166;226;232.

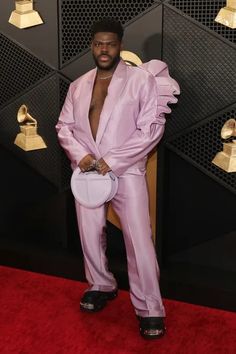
60;50;96;81
59;0;160;66
0;0;59;69
0;145;68;246
167;0;236;46
0;74;71;190
162;150;236;255
0;33;54;109
122;4;162;62
167;104;236;194
59;76;71;109
61;4;163;81
59;75;73;189
162;6;236;138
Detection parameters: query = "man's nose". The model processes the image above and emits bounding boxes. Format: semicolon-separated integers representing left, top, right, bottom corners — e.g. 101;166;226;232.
101;43;108;52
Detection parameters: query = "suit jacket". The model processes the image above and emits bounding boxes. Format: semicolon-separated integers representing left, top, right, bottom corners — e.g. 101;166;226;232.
56;59;180;177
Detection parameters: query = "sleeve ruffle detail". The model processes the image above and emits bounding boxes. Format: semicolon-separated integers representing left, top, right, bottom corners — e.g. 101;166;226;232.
140;60;180;115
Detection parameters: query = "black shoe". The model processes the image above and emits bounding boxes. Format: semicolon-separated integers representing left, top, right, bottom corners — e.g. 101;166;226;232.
80;289;118;312
138;316;166;339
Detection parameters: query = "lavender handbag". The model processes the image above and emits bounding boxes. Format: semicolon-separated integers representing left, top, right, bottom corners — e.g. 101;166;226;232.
71;168;118;208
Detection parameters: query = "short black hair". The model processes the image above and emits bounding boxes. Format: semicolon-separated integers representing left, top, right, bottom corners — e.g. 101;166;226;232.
91;18;124;41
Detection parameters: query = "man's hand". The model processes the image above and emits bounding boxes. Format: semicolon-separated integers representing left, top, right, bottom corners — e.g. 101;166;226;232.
78;154;95;172
97;158;111;175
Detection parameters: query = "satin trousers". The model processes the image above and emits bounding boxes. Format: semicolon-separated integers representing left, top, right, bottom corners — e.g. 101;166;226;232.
75;173;165;317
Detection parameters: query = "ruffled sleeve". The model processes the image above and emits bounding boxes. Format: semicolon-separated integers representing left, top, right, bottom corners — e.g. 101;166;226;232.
140;60;180;116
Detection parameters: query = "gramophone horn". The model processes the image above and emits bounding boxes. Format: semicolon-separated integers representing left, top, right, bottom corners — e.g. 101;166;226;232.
221;118;236;139
17;104;27;123
120;50;142;66
17;104;37;126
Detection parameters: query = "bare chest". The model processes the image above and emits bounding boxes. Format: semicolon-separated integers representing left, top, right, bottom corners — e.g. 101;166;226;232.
89;79;110;139
89;80;109;113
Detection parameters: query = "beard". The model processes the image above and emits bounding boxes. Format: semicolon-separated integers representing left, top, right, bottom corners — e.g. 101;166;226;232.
93;53;120;71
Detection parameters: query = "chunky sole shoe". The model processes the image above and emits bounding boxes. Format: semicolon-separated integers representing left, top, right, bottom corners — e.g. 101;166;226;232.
80;289;118;312
138;316;166;340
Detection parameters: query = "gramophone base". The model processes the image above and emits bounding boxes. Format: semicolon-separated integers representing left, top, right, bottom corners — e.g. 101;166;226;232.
212;152;236;172
215;7;236;29
14;133;47;151
9;10;43;29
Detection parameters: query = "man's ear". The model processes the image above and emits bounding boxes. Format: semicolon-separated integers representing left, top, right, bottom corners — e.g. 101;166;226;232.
120;41;124;51
90;37;95;50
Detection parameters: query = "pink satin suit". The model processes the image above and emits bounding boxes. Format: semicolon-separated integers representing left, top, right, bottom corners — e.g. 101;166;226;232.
56;59;180;317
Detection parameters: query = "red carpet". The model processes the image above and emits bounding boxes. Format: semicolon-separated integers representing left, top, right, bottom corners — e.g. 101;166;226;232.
0;266;236;354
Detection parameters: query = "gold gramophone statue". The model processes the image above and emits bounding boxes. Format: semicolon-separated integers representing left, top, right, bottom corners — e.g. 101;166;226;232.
14;104;47;151
215;0;236;29
212;118;236;172
9;0;43;29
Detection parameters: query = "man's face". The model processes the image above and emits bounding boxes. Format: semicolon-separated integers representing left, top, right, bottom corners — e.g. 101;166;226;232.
91;32;122;71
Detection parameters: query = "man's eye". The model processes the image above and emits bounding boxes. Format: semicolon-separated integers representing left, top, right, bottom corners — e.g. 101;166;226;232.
106;43;116;47
94;42;117;47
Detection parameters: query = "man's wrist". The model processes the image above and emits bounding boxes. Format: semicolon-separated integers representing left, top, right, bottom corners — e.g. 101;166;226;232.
81;159;101;172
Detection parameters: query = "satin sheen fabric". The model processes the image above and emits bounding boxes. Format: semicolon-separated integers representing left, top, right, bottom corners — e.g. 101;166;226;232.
56;59;179;317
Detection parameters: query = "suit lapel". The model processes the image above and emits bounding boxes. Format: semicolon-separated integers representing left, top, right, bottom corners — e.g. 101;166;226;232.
79;69;97;140
95;59;128;146
75;68;102;154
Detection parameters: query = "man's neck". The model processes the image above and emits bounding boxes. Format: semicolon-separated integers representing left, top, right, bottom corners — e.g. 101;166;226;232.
97;58;120;78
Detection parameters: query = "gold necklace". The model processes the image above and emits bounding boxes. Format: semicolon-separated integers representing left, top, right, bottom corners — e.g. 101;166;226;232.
97;74;113;80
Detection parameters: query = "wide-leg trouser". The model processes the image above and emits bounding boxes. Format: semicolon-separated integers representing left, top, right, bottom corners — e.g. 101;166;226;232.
75;173;165;318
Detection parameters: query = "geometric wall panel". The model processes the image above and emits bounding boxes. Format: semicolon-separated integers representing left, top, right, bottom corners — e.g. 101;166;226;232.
167;104;236;194
167;0;236;46
0;33;54;108
59;0;160;65
59;76;70;109
59;76;73;189
162;6;236;138
0;0;59;69
0;74;71;190
121;4;163;62
60;50;97;81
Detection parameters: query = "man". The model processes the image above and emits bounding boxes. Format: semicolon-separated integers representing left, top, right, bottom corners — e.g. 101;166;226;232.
56;18;179;339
